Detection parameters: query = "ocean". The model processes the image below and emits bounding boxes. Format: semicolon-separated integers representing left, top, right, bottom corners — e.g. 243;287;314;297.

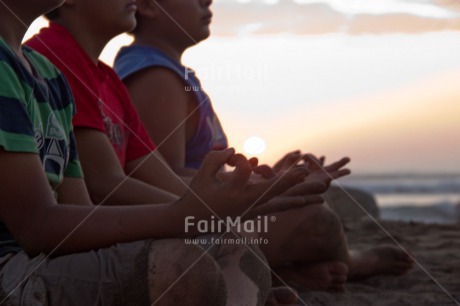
340;174;460;224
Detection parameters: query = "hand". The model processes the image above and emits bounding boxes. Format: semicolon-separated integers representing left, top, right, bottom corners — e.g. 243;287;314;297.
179;148;310;221
297;154;351;188
255;150;350;188
244;182;325;219
272;150;307;173
249;151;305;181
254;150;320;180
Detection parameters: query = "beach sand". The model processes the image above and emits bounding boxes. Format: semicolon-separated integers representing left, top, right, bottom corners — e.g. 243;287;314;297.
298;219;460;306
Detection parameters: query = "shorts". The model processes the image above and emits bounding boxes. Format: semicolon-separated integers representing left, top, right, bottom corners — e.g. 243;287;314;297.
0;240;152;306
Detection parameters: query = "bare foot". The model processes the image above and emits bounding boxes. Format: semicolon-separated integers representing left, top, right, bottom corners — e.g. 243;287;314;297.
274;261;349;293
348;245;414;280
265;287;298;306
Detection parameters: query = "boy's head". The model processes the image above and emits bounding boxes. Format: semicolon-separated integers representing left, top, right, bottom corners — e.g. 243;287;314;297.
134;0;213;48
0;0;64;25
43;0;138;38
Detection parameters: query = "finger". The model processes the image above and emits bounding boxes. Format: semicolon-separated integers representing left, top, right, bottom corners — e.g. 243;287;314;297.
247;167;309;205
253;164;276;179
300;153;323;168
283;153;303;169
283;181;327;196
324;157;351;172
273;150;301;172
319;156;326;166
227;153;253;188
198;148;235;179
280;151;302;163
329;168;351;179
248;157;259;168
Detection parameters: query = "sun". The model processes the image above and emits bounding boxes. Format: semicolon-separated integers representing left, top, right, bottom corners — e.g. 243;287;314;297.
243;136;266;156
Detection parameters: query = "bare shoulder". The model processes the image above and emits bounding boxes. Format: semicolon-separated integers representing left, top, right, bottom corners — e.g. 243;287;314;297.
124;66;189;101
122;66;194;133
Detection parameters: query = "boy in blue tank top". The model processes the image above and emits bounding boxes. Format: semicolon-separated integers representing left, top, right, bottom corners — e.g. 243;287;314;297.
116;45;228;170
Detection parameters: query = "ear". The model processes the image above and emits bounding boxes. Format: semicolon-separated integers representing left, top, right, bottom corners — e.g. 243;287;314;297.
137;0;159;18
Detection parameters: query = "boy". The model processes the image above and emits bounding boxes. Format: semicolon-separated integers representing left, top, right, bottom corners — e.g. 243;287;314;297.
114;0;414;291
0;0;309;304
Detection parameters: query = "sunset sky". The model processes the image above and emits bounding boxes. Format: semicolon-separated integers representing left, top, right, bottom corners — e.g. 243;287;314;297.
24;0;460;174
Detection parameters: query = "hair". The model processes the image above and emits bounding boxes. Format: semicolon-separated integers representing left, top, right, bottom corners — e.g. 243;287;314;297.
45;8;60;20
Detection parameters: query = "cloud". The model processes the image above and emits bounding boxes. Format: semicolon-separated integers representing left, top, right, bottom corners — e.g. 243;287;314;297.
211;0;460;36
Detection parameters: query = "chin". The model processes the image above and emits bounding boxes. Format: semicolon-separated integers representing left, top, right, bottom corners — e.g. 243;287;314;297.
197;30;211;42
122;18;137;33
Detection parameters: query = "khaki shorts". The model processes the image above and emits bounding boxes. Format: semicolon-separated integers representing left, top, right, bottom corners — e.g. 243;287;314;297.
0;240;152;306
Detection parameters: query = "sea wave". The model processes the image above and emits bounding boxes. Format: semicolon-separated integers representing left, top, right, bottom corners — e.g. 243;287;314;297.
341;174;460;223
380;201;460;224
342;175;460;194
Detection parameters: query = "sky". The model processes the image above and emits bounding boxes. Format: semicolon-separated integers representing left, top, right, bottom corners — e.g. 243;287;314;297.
24;0;460;174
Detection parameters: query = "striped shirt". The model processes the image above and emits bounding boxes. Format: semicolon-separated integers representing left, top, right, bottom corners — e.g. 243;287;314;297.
0;37;83;254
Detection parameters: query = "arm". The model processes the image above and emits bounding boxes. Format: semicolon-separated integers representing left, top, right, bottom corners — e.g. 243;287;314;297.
0;148;310;257
123;67;199;176
125;149;192;197
0;148;184;257
74;127;179;205
55;177;92;205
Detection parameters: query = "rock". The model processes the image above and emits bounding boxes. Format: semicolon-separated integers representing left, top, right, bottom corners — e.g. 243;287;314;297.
324;185;380;222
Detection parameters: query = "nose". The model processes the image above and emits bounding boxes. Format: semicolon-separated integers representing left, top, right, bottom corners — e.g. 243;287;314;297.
201;0;212;7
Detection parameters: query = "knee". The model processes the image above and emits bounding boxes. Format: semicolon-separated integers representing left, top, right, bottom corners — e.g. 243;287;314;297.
147;239;227;306
298;205;344;241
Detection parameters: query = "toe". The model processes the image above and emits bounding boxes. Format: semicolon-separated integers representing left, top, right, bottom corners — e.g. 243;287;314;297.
271;287;299;304
329;262;349;275
277;287;299;303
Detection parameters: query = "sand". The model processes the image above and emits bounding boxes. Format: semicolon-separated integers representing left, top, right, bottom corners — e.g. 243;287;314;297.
298;220;460;306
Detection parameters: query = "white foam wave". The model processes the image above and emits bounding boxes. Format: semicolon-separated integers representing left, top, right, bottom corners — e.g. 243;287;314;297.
342;175;460;194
